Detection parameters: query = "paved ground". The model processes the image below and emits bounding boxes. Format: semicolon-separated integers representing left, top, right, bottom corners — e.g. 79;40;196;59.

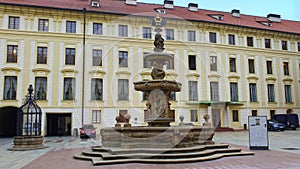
0;130;300;169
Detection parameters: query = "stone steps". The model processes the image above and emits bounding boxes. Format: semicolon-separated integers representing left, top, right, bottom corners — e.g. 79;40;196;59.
73;144;254;165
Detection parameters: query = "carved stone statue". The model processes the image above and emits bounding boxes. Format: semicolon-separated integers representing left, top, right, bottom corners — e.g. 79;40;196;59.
154;33;165;52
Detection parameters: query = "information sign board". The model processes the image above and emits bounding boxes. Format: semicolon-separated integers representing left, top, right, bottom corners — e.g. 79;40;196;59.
248;116;269;150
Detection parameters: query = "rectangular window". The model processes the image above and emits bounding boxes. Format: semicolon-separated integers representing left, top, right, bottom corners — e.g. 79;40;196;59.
35;77;47;100
188;55;196;70
7;45;18;63
228;34;235;45
188;81;198;101
3;76;17;100
232;110;239;122
37;47;47;64
118;79;129;100
93;23;103;35
170;91;176;101
251;110;257;116
190;110;198;122
230;82;238;101
92;49;102;66
166;29;174;40
143;27;151;39
143;52;151;68
267;84;275;102
38;19;49;32
247;36;253;47
265;38;271;48
119;25;128;37
65;48;75;65
63;78;75;100
188;30;195;41
282;40;287;50
229;58;236;72
210;82;219;101
210;56;217;71
283;62;289;75
249;83;257;102
119;51;128;67
92;110;101;123
270;110;275;119
91;78;103;100
119;110;128;123
266;60;273;74
248;59;255;73
209;32;217;43
166;54;174;70
66;21;76;33
298;42;300;52
284;85;292;102
9;16;19;29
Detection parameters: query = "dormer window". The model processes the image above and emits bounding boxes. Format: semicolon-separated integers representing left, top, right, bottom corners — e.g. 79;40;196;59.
208;14;224;21
258;21;272;27
156;8;166;14
90;0;100;7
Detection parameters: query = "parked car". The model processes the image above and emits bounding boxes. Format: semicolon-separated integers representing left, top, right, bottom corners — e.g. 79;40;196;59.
80;124;96;138
267;119;285;131
272;114;299;130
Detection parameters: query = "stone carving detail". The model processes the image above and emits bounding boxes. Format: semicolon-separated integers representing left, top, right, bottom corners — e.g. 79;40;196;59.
148;89;167;118
154;33;165;52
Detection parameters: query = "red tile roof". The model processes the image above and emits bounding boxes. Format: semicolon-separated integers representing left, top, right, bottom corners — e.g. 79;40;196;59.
1;0;300;35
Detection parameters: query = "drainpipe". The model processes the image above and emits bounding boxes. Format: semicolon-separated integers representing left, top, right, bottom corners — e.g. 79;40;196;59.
82;8;86;126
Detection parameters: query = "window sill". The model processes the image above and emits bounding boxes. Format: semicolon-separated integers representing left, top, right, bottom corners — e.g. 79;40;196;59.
285;102;294;104
61;100;77;103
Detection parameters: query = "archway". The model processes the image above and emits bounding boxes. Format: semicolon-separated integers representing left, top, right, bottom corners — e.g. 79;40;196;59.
0;106;20;137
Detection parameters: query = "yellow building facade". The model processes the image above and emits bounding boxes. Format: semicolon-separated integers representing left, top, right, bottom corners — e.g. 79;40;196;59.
0;0;299;136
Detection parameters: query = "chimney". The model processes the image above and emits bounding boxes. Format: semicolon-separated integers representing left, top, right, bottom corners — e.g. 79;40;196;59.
231;9;240;18
164;0;174;9
126;0;137;5
188;3;198;12
267;14;281;22
90;0;100;7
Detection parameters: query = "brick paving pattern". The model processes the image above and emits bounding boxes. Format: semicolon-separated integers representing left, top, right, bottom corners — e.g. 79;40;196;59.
1;130;300;169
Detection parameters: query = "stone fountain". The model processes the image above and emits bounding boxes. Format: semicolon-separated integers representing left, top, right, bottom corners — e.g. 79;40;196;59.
73;14;254;165
133;29;181;127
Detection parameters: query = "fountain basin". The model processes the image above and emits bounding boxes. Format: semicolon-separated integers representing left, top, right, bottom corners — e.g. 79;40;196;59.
134;80;182;92
100;126;214;149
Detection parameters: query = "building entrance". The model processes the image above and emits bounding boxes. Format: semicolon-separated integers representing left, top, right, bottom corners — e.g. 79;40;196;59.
212;109;221;128
0;106;19;137
46;113;71;136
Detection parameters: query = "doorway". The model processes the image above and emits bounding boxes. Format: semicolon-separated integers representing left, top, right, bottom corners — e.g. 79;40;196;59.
0;106;19;137
212;109;221;128
46;113;71;136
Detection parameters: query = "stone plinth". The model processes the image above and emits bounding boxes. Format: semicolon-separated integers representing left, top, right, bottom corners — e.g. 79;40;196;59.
146;118;173;127
100;126;214;149
8;136;47;151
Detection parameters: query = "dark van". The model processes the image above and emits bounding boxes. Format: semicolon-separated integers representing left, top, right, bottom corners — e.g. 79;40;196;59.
272;114;299;130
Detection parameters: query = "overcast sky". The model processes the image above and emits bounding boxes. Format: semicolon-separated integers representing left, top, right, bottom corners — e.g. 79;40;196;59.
137;0;300;21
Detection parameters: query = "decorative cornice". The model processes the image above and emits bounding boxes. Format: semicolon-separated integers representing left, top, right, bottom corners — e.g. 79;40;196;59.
116;70;131;75
186;72;200;77
247;75;259;81
208;74;221;79
282;77;293;82
1;67;21;72
32;68;51;73
265;76;277;81
61;69;79;74
228;74;240;80
89;69;106;75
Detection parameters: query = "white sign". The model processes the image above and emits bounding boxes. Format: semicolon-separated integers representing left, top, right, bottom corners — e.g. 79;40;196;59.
248;116;269;150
